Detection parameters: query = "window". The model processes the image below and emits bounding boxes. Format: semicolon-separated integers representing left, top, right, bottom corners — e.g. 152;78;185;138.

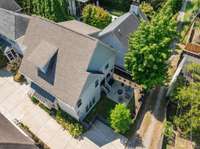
105;64;109;70
95;80;99;88
86;105;89;112
6;49;17;61
77;99;82;108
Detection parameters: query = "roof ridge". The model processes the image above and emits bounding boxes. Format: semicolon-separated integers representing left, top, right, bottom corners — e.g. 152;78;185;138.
33;16;97;42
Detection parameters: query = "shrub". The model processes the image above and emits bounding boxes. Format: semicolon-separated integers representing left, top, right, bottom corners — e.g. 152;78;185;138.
139;2;155;19
31;96;39;104
68;123;84;138
163;121;175;145
14;71;25;82
55;108;84;138
0;50;8;68
110;104;132;134
82;4;112;29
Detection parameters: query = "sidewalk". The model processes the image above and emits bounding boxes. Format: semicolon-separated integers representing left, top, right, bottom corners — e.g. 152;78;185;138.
0;70;126;149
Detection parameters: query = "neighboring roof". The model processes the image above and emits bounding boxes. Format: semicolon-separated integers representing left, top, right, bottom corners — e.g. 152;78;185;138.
0;8;30;40
0;0;21;12
185;43;200;54
0;113;37;149
20;17;100;107
59;20;100;35
98;12;140;49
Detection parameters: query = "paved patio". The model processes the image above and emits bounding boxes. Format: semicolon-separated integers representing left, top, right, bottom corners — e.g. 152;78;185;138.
0;70;127;149
107;80;134;105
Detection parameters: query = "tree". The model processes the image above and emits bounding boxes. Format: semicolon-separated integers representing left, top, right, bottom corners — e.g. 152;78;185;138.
172;82;200;140
139;2;155;19
125;0;179;90
110;104;132;134
16;0;71;22
82;5;112;29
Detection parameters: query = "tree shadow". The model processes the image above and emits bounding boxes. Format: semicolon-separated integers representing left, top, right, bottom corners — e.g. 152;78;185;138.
126;133;144;148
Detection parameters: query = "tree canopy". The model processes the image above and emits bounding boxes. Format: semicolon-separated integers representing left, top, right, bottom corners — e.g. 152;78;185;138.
125;0;181;90
139;2;155;19
16;0;71;22
82;4;112;29
110;104;132;134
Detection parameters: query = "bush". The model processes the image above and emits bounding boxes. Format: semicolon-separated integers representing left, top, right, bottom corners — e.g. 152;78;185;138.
163;121;175;145
31;96;39;104
55;108;84;138
14;71;25;82
68;123;84;138
110;104;132;134
82;4;112;29
139;2;155;19
0;50;8;68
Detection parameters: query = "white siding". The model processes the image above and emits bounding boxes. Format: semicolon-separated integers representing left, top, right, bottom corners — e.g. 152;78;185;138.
100;33;126;68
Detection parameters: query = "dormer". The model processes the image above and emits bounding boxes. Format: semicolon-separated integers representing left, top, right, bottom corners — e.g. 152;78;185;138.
27;41;58;84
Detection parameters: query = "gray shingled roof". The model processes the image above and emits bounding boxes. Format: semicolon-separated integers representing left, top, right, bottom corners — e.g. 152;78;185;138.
0;113;37;149
0;0;21;12
59;20;100;35
20;17;101;107
98;12;140;49
0;8;30;40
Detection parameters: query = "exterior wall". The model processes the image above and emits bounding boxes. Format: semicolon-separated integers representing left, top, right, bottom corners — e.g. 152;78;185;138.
76;49;116;120
100;33;126;68
57;99;79;120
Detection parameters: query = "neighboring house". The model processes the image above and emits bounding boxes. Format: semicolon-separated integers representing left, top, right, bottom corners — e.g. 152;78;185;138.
98;3;143;75
19;17;117;121
0;8;29;61
0;113;37;149
67;0;99;16
167;16;200;96
0;0;21;12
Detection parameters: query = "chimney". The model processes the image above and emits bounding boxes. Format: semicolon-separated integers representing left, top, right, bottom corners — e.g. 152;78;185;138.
129;0;140;15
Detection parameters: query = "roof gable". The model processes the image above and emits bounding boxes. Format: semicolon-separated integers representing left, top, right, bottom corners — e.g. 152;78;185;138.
20;17;99;107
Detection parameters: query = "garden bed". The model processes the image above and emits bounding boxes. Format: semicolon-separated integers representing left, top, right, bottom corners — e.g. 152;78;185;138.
30;96;85;138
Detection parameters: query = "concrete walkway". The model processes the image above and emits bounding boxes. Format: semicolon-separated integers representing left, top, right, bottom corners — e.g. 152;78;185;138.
126;87;167;149
0;70;126;149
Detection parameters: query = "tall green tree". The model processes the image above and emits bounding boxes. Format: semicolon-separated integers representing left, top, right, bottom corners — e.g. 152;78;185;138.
125;0;180;90
82;4;112;29
139;2;155;19
16;0;71;22
110;104;132;134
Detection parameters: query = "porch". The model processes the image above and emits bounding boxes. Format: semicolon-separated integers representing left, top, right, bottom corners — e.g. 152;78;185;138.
106;80;134;106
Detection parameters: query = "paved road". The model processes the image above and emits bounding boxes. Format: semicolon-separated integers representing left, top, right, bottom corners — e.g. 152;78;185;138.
0;70;127;149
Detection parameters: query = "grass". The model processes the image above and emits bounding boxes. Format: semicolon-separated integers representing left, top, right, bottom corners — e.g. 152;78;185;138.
84;95;117;124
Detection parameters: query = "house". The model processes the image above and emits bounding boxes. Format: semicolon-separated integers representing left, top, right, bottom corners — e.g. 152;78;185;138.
0;8;29;61
0;113;37;149
19;17;117;121
98;3;143;78
0;0;21;12
67;0;99;16
167;15;200;96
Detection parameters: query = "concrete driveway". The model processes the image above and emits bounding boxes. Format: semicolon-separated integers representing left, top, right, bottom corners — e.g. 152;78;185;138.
0;70;127;149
